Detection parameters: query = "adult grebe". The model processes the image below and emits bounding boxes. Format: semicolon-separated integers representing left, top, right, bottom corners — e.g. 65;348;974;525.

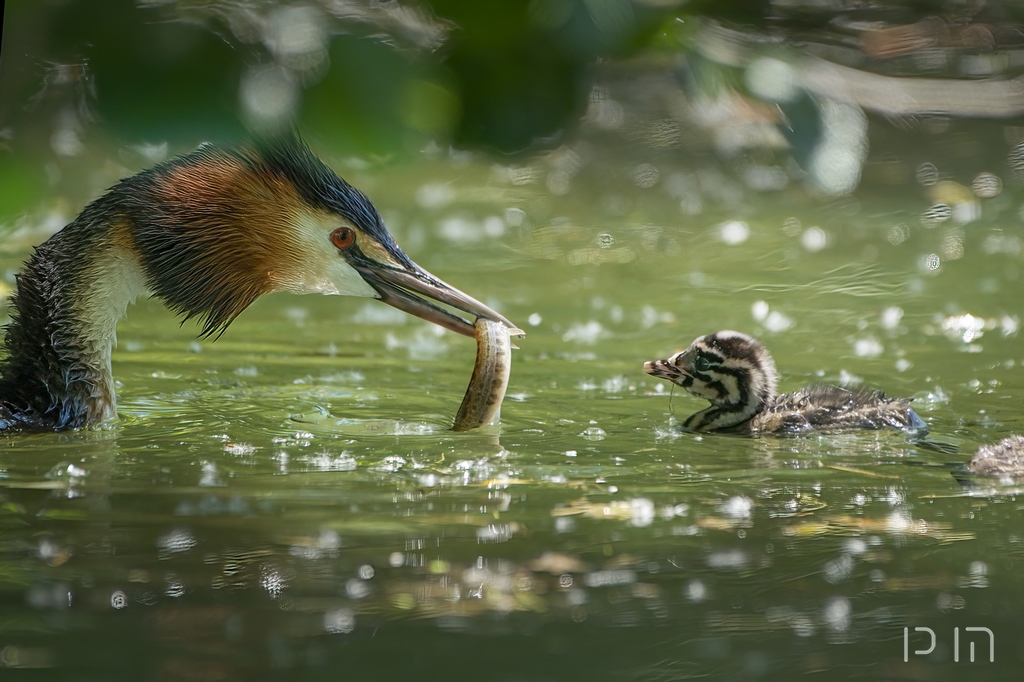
0;136;514;431
643;330;925;434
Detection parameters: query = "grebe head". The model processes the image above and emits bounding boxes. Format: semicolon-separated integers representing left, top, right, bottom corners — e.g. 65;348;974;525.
131;135;512;338
643;330;778;430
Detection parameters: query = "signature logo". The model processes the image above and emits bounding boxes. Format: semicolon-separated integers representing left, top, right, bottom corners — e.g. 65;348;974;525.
904;627;994;663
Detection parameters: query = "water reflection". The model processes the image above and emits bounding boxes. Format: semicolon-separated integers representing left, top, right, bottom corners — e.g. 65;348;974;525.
2;421;1022;678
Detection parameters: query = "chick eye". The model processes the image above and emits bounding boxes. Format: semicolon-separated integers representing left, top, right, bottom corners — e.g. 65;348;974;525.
331;227;356;250
694;356;712;372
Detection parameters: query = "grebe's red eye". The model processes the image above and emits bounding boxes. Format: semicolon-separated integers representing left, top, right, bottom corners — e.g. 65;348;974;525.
331;227;355;250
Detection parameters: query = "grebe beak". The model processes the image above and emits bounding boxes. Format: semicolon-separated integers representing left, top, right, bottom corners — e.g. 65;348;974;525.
353;260;515;338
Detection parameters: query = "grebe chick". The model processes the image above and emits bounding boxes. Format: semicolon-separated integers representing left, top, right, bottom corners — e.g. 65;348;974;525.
643;330;926;434
967;435;1024;478
0;135;515;432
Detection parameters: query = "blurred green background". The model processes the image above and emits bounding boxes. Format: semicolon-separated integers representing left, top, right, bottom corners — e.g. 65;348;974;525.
0;0;674;219
5;0;1024;223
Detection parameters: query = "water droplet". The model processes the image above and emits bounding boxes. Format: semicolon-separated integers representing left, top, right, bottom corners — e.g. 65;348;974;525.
718;220;749;245
886;223;909;245
853;337;883;358
941;232;965;260
157;529;196;555
346;578;370;599
921;203;951;226
239;65;299;129
745;57;798;102
763;310;794;332
801;227;828;252
823;553;855;584
1009;143;1024;178
880;306;903;330
915;162;939;186
632;163;660;189
719;496;753;520
324;608;356;634
972;172;1002;198
822;597;851;632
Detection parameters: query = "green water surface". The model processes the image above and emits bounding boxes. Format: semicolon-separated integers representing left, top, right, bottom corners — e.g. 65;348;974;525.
1;153;1023;680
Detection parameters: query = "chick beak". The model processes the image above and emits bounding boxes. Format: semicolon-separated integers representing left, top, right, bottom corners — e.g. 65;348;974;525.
643;359;673;379
643;357;689;384
354;260;515;338
642;360;662;377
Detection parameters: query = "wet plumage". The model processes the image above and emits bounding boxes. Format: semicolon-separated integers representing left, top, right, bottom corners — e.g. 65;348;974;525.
643;330;925;434
967;435;1024;478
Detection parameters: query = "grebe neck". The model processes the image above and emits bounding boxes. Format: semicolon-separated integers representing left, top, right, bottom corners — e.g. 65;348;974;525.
0;207;148;430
